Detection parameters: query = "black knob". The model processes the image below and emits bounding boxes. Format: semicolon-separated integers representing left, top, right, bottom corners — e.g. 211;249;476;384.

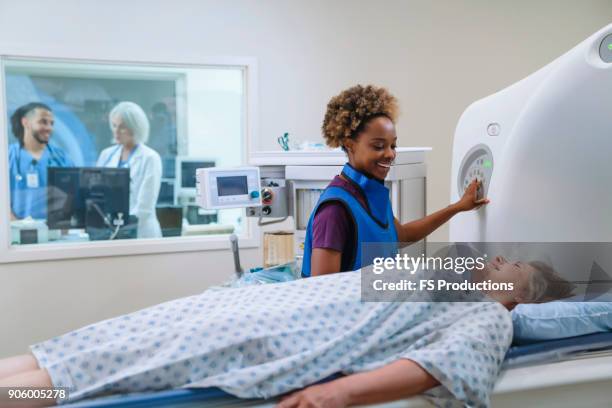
262;206;272;215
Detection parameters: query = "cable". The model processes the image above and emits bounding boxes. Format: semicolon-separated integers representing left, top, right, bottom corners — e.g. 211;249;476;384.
257;214;289;226
89;202;124;240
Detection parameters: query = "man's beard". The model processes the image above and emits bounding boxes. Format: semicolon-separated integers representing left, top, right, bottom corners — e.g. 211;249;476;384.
32;130;49;145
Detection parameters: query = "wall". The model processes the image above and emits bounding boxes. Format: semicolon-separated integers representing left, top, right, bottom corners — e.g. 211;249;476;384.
1;0;612;357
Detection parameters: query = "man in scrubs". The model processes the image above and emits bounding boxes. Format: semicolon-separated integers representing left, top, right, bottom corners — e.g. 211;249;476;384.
8;102;73;220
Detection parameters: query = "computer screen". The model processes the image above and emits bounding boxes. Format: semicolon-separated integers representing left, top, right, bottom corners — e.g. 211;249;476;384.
157;179;175;205
180;160;215;188
47;167;130;229
156;205;183;237
217;175;249;196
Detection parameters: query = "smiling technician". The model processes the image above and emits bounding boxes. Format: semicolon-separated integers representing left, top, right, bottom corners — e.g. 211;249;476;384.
302;85;488;277
8;102;74;221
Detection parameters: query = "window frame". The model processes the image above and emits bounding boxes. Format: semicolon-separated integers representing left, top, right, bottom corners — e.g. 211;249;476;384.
0;52;260;264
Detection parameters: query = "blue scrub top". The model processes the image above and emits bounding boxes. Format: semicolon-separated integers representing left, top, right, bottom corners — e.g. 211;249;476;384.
8;143;74;220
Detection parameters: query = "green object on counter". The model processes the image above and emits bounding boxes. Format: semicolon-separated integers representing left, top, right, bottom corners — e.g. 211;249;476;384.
277;132;290;151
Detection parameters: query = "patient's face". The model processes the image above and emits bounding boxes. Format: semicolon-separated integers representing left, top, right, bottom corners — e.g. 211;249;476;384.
477;256;537;302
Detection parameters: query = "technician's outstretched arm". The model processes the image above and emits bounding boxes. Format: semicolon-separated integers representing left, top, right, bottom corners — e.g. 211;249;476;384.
277;359;439;408
394;179;488;244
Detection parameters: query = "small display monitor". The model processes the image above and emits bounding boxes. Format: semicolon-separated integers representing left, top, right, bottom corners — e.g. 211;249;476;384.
217;175;248;196
196;167;261;209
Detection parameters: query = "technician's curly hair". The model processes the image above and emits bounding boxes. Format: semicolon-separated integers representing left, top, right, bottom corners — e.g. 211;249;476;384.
322;84;399;152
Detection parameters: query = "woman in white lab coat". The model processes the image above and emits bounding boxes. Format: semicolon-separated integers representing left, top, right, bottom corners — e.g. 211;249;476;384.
97;101;162;239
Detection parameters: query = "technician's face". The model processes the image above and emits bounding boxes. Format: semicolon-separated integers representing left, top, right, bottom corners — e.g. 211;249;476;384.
344;116;397;181
111;116;134;146
23;108;54;144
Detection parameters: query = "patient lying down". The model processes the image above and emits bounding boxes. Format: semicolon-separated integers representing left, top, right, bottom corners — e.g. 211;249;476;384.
0;257;573;408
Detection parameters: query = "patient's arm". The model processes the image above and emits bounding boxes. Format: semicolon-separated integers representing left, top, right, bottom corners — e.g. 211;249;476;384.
277;359;439;408
0;354;39;380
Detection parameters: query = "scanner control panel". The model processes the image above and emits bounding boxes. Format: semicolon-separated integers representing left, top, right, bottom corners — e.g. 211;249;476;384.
457;144;493;200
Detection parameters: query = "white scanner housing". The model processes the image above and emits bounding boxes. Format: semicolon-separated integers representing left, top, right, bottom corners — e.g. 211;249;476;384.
450;24;612;242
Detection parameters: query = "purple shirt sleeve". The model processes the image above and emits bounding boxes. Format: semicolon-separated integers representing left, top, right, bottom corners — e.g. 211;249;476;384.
311;201;350;252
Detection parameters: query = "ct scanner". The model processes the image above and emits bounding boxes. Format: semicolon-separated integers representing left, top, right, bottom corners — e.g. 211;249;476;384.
447;25;612;405
47;23;612;408
450;23;612;243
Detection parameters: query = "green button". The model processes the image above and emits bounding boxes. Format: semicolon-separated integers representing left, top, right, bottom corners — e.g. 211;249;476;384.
599;34;612;62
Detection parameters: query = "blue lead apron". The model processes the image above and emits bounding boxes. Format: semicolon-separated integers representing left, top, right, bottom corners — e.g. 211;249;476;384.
302;163;398;277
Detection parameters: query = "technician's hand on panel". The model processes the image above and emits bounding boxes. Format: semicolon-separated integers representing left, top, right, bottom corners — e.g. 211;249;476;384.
96;102;163;239
303;85;489;277
455;178;489;211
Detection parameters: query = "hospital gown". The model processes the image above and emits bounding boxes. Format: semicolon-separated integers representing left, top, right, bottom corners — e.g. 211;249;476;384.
31;271;512;407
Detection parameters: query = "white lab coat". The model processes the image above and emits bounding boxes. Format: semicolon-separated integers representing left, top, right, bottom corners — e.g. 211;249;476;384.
97;144;162;238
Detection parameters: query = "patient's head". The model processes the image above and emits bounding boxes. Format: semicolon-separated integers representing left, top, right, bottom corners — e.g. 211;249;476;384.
475;256;575;309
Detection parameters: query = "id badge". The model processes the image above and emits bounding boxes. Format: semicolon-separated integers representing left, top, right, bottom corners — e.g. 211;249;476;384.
26;172;39;188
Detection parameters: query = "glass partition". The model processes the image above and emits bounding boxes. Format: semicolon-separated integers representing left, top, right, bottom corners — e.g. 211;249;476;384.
3;57;246;246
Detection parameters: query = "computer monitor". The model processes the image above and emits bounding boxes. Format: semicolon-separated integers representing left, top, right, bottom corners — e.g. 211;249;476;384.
175;156;215;202
47;167;130;230
157;179;175;205
156;205;183;237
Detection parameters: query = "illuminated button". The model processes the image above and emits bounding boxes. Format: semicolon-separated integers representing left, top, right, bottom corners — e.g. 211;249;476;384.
600;33;612;63
250;191;260;198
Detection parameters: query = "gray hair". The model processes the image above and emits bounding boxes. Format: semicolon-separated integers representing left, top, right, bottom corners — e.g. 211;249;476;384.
525;261;575;303
109;101;150;144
